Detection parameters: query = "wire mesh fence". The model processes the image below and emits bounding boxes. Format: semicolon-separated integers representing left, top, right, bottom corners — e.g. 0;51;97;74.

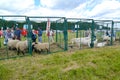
0;15;120;60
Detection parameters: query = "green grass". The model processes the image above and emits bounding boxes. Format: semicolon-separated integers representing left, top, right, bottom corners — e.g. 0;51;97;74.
0;45;120;80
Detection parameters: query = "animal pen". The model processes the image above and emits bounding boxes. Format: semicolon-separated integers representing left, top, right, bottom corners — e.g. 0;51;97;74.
0;15;120;60
113;21;120;45
94;20;114;46
0;15;31;60
27;16;68;52
66;18;96;50
0;16;68;60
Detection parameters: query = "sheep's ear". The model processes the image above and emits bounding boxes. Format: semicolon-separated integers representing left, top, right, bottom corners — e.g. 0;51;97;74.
35;42;38;44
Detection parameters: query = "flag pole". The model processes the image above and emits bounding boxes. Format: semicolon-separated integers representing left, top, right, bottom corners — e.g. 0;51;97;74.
46;18;51;53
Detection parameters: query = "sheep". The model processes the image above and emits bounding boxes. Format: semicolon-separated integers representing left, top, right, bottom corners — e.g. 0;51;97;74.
32;42;42;53
96;42;107;48
7;39;20;50
70;37;98;48
102;35;115;41
16;40;28;55
32;42;50;53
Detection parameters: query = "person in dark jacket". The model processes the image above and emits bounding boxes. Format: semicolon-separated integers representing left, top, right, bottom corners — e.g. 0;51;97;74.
38;27;42;43
106;31;110;36
32;30;37;42
14;27;21;40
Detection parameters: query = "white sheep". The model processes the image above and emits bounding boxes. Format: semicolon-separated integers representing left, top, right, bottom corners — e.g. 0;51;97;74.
71;37;98;47
7;39;20;50
32;42;49;53
102;35;115;41
32;42;57;53
32;42;42;53
96;42;107;48
16;40;28;55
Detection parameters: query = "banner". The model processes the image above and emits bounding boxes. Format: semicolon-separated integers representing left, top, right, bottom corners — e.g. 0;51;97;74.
46;18;51;36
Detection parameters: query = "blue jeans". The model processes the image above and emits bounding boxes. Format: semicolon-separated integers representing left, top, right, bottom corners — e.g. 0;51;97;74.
38;36;42;43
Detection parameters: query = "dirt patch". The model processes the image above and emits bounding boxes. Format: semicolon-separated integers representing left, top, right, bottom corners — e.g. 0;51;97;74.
86;62;97;68
63;62;79;72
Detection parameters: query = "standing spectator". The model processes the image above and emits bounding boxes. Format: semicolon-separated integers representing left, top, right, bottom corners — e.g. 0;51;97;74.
4;28;12;45
3;30;6;38
106;31;110;36
32;30;37;42
11;27;15;39
14;27;21;40
21;28;27;37
0;29;3;38
6;28;12;39
38;27;42;43
49;29;54;42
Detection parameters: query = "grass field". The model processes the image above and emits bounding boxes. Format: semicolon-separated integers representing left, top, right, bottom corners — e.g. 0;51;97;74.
0;45;120;80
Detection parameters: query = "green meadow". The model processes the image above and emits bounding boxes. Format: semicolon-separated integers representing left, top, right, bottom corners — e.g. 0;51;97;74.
0;31;120;80
0;45;120;80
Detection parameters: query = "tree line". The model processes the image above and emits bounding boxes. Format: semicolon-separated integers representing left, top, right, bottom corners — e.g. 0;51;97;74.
0;19;109;30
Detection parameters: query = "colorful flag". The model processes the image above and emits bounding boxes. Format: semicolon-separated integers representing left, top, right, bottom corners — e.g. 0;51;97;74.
46;18;51;36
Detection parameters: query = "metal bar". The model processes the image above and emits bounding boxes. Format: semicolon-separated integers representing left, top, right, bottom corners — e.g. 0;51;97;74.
56;18;65;22
28;16;65;19
110;21;114;45
114;21;120;23
76;23;78;38
90;20;95;48
26;17;32;55
64;18;68;51
79;20;82;49
0;15;26;17
0;54;30;60
67;18;93;21
55;21;58;42
94;20;113;22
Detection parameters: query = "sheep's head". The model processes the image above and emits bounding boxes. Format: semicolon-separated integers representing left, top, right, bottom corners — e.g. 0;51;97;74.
32;42;38;47
32;42;38;52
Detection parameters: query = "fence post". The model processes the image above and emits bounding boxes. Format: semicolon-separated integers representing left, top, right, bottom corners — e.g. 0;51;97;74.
26;17;32;55
90;20;95;48
110;21;114;45
64;18;68;51
76;23;79;38
56;21;58;42
79;20;82;49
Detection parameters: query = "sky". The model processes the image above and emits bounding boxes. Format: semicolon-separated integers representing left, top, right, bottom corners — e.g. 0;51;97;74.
0;0;120;21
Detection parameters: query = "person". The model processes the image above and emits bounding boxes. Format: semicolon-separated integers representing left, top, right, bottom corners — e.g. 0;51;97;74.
11;27;15;39
38;27;42;43
0;29;2;38
4;28;12;45
85;30;90;37
49;29;54;42
14;27;21;40
106;31;110;37
21;28;27;37
32;30;37;42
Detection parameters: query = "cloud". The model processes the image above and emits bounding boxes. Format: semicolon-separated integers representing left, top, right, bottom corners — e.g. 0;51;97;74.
0;0;34;15
87;0;120;20
0;0;120;21
40;0;87;10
